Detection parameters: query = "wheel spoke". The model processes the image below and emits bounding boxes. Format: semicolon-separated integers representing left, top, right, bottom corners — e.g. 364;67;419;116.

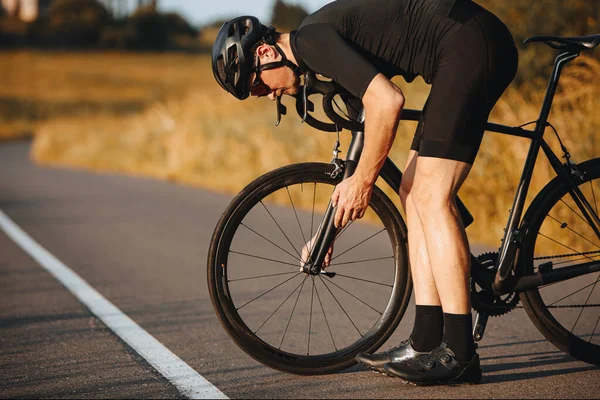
319;275;363;337
538;232;599;263
229;271;298;283
254;276;306;334
310;183;316;246
559;198;592;228
261;201;303;260
554;255;600;266
548;278;600;307
279;276;308;349
590;313;600;343
236;273;301;311
314;278;337;351
590;180;598;216
321;276;383;315
286;186;308;249
241;223;299;262
548;214;600;249
333;273;394;288
229;250;300;269
570;273;600;334
308;276;315;355
330;228;386;262
335;220;354;241
330;256;395;268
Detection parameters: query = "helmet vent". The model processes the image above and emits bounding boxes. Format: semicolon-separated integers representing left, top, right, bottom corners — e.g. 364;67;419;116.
228;23;237;37
216;55;227;83
227;46;239;69
241;21;251;37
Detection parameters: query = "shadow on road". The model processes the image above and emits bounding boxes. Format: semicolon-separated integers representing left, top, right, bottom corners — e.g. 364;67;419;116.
484;366;597;383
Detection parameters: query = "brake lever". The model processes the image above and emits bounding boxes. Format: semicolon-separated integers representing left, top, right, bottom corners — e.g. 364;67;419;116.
302;84;308;122
275;95;287;126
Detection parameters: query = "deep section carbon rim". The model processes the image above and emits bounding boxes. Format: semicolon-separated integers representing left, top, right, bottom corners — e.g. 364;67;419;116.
208;163;410;374
521;158;600;364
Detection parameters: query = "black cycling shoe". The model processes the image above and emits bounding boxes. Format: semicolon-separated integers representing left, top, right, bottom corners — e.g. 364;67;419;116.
382;344;482;385
355;339;431;373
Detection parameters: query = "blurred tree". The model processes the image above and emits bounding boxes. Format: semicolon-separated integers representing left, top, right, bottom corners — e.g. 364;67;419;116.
477;0;600;86
47;0;111;46
270;0;308;31
101;4;197;50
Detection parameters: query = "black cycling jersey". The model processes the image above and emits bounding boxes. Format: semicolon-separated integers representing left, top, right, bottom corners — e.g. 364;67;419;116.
289;0;518;164
290;0;464;98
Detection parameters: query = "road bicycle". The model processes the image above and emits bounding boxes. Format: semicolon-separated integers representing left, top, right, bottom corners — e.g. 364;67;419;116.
208;34;600;374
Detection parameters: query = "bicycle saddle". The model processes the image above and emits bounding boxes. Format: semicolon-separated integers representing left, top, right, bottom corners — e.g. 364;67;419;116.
524;34;600;51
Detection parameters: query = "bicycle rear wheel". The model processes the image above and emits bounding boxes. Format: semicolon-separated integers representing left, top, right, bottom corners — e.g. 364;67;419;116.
520;158;600;365
207;162;411;374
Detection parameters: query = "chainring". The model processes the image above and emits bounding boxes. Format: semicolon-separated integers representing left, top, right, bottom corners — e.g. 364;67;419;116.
471;252;520;316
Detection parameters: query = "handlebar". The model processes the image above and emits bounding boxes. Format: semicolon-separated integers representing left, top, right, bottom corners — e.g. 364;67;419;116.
289;72;422;132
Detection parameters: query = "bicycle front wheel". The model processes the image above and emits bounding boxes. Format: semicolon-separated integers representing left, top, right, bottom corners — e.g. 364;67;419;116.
520;158;600;365
207;162;411;374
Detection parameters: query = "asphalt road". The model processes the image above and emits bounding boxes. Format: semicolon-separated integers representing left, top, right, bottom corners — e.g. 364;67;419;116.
1;141;598;399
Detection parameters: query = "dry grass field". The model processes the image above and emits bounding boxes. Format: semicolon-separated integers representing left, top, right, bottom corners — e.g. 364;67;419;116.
1;50;598;247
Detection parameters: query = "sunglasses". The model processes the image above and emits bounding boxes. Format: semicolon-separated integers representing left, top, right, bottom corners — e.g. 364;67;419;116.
249;52;273;97
250;73;271;97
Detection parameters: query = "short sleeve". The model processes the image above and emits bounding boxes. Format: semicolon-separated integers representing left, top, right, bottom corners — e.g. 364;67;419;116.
293;23;380;99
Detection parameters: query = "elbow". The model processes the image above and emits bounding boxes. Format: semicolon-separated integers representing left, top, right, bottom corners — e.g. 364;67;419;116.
384;88;404;119
362;74;405;117
391;90;405;114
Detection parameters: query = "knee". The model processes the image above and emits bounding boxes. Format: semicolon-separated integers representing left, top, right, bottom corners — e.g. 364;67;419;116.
410;182;453;218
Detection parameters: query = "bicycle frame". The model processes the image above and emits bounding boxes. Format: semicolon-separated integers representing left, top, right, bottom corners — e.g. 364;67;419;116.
304;48;600;296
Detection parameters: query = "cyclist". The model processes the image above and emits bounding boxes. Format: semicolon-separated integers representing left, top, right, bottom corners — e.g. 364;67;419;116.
211;0;517;385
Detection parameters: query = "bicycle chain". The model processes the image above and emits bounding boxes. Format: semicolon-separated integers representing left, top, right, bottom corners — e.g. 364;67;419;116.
517;304;600;308
526;251;600;309
533;249;600;260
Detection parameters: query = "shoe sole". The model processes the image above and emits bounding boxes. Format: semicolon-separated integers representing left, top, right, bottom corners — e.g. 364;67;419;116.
382;369;482;386
385;374;480;386
357;359;388;374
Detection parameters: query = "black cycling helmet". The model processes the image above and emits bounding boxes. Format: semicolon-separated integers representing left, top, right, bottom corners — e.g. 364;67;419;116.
212;16;302;100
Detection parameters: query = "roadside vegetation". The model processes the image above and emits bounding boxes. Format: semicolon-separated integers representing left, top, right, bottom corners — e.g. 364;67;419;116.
1;0;599;247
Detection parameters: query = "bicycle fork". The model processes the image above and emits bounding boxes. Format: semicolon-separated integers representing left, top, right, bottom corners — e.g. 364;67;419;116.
303;131;364;275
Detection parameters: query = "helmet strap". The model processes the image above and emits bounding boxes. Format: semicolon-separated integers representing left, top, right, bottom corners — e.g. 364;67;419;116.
255;39;302;77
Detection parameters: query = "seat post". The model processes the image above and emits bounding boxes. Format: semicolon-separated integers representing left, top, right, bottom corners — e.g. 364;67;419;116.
535;51;580;135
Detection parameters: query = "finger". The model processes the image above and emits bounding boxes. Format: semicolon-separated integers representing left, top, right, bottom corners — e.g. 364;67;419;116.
300;244;307;271
351;209;360;221
334;206;344;228
341;209;351;229
331;187;340;207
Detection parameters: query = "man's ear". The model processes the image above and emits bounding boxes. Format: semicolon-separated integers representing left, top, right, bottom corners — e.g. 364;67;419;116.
255;43;279;62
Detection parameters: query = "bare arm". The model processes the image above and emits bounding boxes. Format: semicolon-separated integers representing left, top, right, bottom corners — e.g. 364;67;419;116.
332;74;405;228
355;74;405;185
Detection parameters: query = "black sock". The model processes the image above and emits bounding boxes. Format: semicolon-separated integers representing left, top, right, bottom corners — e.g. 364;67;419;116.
443;312;476;362
409;305;444;352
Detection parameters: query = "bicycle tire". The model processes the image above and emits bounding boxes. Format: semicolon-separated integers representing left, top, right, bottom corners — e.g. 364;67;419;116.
207;162;411;374
520;157;600;365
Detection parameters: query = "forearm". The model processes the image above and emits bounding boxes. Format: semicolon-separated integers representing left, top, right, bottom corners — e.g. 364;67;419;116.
354;101;403;186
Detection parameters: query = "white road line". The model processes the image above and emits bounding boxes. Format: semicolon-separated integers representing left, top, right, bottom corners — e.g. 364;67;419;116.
0;209;228;400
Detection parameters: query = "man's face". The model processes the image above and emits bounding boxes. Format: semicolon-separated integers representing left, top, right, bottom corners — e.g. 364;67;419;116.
249;68;301;100
249;45;301;100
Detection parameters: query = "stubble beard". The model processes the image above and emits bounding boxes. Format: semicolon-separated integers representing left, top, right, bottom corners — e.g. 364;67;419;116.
283;73;302;96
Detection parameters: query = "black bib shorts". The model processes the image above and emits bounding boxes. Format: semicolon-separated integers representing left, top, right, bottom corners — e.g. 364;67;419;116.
409;1;518;164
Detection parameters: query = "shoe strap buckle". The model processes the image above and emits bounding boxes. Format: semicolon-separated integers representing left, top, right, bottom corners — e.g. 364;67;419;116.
440;354;453;364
